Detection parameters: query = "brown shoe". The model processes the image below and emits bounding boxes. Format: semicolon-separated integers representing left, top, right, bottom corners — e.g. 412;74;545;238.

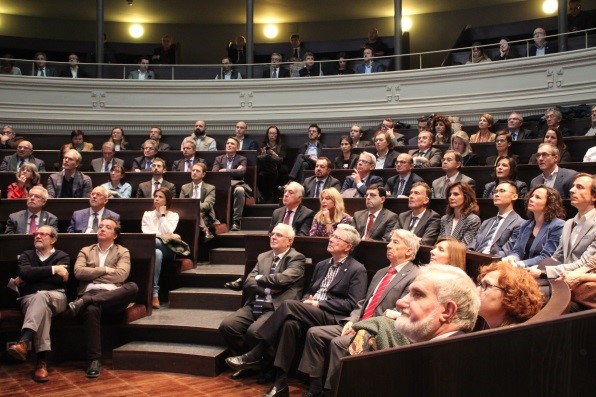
33;361;49;383
152;296;160;309
7;341;28;361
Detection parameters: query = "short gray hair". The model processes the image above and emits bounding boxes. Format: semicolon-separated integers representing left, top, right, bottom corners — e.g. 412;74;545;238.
272;223;296;240
336;224;361;250
29;185;49;201
538;142;559;157
285;181;305;198
390;229;421;260
359;151;376;165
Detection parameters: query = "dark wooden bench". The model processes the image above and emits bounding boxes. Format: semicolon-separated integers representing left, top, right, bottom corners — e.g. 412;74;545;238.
0;233;154;362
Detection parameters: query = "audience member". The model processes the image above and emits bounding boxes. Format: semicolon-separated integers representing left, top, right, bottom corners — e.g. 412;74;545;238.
353;184;398;241
102;163;132;198
431;150;476;199
385;153;424;197
145;127;170;151
585;104;596;136
439;181;481;245
268;182;315;236
529;27;556;56
485;131;518;166
334;52;354;75
340;152;383;197
349;125;371;148
1;125;25;149
67;186;120;233
409;130;442;168
558;253;596;310
151;35;177;64
408;117;431;145
299;52;322;77
46;149;92;198
492;38;518;61
355;47;385;74
108;126;128;150
373;130;398;169
362;28;388;57
1;140;46;172
136;157;176;198
65;130;94;152
482;156;528;198
262;53;290;78
59;53;90;78
179;162;217;241
234;121;258;150
567;0;593;32
257;126;287;204
432;115;453;145
332;136;359;170
304;157;341;198
429;237;467;269
397;182;441;246
380;117;405;146
6;225;69;383
1;53;22;75
309;188;354;237
186;119;217;151
529;143;577;199
287;124;326;184
450;131;479;166
227;35;247;65
584;146;596;162
127;57;154;80
132;139;159;172
466;42;492;64
288;34;306;61
90;141;124;172
528;129;571;164
171;138;205;172
215;57;242;80
7;163;42;199
536;107;572;137
32;52;57;77
4;186;58;234
469;113;496;142
506;111;531;140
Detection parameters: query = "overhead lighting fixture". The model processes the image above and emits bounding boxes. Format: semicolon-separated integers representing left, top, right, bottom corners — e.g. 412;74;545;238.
129;24;144;39
401;17;412;32
264;24;279;39
542;0;557;14
126;0;133;6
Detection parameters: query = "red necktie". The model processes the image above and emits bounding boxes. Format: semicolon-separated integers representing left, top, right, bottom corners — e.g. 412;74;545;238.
361;267;397;319
29;214;37;235
364;213;375;240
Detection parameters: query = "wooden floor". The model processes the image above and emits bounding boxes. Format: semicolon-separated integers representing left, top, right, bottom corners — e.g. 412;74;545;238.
0;360;308;396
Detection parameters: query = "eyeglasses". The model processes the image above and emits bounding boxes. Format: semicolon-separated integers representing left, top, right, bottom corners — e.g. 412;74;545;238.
535;152;553;158
495;139;507;143
269;232;288;239
32;231;52;238
395;160;410;164
478;281;505;292
329;233;350;244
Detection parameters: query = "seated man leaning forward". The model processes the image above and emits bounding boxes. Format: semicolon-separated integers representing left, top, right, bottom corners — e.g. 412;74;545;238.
225;224;367;397
68;216;139;379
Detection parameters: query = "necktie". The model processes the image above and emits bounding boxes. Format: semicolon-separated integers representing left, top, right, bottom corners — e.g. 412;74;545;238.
419;151;426;157
443;176;450;197
365;213;375;240
272;69;277;78
293;48;299;58
29;214;37;234
193;185;200;199
146;160;152;169
396;178;405;196
512;132;518;141
41;69;45;77
91;212;99;232
154;181;160;194
104;161;110;172
361;267;397;319
252;255;280;316
409;216;418;231
314;180;323;198
478;215;503;253
185;159;193;172
17;159;24;169
283;210;293;225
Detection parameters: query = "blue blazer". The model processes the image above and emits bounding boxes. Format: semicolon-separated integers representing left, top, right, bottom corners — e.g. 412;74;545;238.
67;208;121;233
509;218;565;267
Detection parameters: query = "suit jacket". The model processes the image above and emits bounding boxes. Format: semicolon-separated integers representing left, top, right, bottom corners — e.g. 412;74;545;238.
0;154;46;172
212;154;247;181
341;174;384;197
385;173;424;197
269;205;315;237
546;211;596;277
508;129;532;140
90;157;124;172
467;211;524;257
73;243;131;295
431;173;476;199
46;170;92;198
156;141;171;152
179;181;217;223
409;148;443;168
377;150;398;169
354;208;399;242
483;180;528;199
408;136;418;146
397;209;441;246
352;140;372;149
262;68;290;78
59;67;91;78
354;62;385;74
243;248;306;308
439;213;482;246
131;156;154;171
346;262;418;323
32;66;58;77
67;208;121;233
136;178;177;198
5;210;58;234
529;43;557;56
128;70;156;79
303;256;368;322
509;218;565;268
530;167;577;199
303;175;341;198
239;137;258;151
171;157;206;172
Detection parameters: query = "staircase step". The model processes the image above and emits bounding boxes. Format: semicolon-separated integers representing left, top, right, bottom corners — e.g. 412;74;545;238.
243;204;278;217
240;217;271;230
169;287;242;311
209;247;246;264
113;341;228;376
171;264;245;288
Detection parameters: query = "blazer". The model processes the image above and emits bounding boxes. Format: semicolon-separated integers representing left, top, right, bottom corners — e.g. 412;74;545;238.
297;141;327;159
530;167;577;199
431;173;476;199
131;156;155;171
59;68;91;78
136;179;177;198
262;68;290;78
508;129;532;141
212;154;247;180
269;205;315;237
377;150;398;169
341;174;384;198
303;175;341;198
238;137;258;151
483;180;528;199
90;157;124;172
333;154;359;170
408;148;443;168
354;208;399;242
439;213;482;246
529;43;557;56
156;141;171;152
0;154;46;172
243;248;306;308
46;170;93;198
303;256;368;322
354;62;385;74
4;210;58;234
171;157;206;172
397;209;441;246
467;211;524;257
127;70;156;79
462;153;479;166
32;66;58;77
385;173;424;197
508;218;565;268
179;181;217;223
73;243;131;295
346;262;419;323
352;140;372;149
546;212;596;277
67;208;121;233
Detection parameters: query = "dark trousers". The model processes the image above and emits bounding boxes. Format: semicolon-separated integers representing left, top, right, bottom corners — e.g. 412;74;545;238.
218;305;274;356
80;282;138;360
288;155;315;184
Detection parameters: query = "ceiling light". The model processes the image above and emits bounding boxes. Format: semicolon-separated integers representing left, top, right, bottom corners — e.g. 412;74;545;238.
401;17;412;32
126;0;133;6
264;25;279;39
542;0;557;14
129;24;144;39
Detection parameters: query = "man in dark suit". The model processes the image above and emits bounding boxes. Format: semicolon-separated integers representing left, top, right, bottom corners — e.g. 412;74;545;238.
528;27;557;57
0;124;25;149
304;158;341;198
69;217;138;378
213;137;250;231
468;181;524;256
534;108;573;138
299;229;421;395
353;184;399;241
506;111;532;141
0;140;46;171
171;139;205;172
385;153;424;197
90;142;124;172
234;121;258;150
179;162;218;240
127;57;155;80
132;139;159;172
59;53;90;78
530;143;577;199
219;223;305;378
146;127;170;151
349;124;372;148
262;52;290;78
431;150;476;199
269;182;315;236
46;149;92;198
136;157;176;198
5;186;58;234
226;224;367;397
67;186;121;233
32;52;58;77
227;35;247;65
397;182;441;246
354;47;385;74
288;124;327;184
409;130;442;168
341;152;384;198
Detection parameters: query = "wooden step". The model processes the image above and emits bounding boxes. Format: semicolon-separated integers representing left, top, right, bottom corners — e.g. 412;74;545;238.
169;287;242;311
113;341;228;376
241;217;271;230
209;247;246;264
243;204;278;217
171;264;245;289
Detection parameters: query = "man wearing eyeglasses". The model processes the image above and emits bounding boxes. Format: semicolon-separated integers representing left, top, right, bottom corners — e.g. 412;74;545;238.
506;112;531;141
219;223;305;380
384;153;424;198
340;151;384;198
0;140;46;172
0;124;25;150
7;225;70;383
431;150;476;199
529;143;577;199
5;186;58;234
67;186;120;233
226;224;367;397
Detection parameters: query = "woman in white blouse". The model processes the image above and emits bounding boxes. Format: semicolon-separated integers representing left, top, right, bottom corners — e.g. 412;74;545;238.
142;187;179;309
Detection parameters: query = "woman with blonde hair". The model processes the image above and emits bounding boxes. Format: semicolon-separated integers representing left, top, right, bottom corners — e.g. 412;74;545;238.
470;113;496;143
309;187;354;236
429;236;467;270
451;130;479;166
7;163;42;199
